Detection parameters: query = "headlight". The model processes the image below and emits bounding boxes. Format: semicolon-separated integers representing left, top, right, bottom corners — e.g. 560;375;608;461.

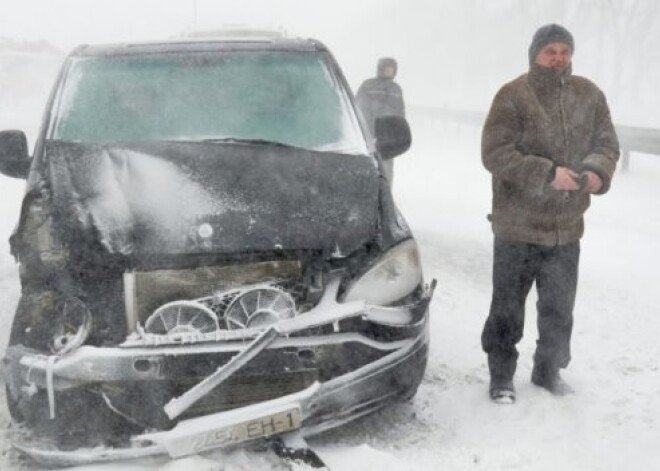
49;296;92;355
344;239;423;305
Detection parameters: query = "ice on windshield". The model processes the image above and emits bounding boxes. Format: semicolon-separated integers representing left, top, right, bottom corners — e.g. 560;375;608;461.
51;50;368;154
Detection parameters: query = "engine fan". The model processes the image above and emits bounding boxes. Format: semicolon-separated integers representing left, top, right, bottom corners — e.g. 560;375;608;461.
145;300;219;336
224;287;296;330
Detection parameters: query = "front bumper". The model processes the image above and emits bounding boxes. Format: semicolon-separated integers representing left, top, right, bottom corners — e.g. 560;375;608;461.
5;278;434;466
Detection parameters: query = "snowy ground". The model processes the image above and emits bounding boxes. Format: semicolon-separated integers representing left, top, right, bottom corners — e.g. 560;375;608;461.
0;114;659;470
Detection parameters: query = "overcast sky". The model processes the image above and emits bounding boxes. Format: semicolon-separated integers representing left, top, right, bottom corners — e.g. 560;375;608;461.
2;0;659;127
1;0;380;48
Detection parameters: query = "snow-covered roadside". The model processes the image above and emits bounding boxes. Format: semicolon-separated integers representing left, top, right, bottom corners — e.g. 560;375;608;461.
311;119;660;471
0;117;659;470
0;177;23;347
0;173;24;469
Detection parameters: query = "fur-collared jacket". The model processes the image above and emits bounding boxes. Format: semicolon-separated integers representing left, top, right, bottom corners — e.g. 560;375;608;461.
482;63;620;246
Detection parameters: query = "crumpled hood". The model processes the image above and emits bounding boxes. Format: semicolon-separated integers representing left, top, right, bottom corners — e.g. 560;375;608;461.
44;140;380;258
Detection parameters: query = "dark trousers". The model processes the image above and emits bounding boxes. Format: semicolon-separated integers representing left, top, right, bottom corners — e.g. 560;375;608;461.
481;238;579;380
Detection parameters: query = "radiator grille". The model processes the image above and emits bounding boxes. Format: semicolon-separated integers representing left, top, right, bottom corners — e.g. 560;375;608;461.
179;370;319;420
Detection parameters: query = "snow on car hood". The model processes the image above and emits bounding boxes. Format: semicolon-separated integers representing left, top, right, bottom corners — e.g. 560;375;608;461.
44;140;380;257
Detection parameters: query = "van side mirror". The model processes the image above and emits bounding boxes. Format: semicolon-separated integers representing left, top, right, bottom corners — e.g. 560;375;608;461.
375;116;411;160
0;130;30;179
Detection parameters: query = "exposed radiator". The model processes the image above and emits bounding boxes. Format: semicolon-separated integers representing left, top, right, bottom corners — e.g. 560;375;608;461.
123;260;302;331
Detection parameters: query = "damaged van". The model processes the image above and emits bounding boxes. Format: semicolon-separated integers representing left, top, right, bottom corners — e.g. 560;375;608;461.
0;32;434;466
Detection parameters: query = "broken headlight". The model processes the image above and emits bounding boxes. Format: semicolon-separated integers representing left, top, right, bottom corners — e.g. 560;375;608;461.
49;296;93;355
343;239;423;305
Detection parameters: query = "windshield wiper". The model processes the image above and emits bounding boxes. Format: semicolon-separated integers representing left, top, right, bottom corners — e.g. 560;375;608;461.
202;137;297;148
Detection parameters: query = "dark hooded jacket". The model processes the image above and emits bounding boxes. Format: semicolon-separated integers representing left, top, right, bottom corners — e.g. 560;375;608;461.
356;58;405;134
482;63;619;245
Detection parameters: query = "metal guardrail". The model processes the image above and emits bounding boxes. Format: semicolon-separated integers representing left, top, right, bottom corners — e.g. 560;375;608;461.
409;105;660;171
614;125;660;171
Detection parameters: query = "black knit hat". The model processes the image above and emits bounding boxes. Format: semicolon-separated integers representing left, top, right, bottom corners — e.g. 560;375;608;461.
528;24;574;65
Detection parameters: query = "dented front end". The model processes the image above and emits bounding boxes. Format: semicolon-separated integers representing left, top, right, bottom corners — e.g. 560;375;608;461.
4;140;434;464
5;265;433;465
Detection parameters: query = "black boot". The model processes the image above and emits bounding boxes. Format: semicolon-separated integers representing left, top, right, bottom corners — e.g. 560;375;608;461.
489;376;516;404
487;352;517;404
531;363;574;396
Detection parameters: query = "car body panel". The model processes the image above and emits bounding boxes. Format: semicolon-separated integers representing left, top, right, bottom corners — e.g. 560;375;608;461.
43;140;380;258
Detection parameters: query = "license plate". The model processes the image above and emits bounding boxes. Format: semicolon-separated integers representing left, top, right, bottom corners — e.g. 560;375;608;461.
183;408;302;455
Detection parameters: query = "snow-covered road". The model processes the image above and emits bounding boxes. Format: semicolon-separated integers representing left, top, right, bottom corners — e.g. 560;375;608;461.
309;121;660;471
1;117;659;470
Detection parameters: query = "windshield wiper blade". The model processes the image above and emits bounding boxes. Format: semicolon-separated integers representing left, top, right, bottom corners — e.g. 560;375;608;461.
202;137;296;148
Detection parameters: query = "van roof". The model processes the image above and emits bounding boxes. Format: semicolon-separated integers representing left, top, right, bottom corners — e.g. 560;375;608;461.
71;32;326;57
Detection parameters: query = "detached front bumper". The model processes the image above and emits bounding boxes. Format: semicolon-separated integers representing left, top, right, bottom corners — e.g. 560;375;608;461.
5;278;434;466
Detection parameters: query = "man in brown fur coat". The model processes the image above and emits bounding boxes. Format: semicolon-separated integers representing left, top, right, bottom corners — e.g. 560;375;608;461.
481;24;619;403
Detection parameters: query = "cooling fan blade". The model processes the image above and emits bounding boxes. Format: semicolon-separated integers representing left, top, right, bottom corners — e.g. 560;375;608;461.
225;287;296;330
145;300;219;335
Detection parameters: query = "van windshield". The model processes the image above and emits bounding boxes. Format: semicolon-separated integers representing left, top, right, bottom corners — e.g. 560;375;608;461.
51;50;368;154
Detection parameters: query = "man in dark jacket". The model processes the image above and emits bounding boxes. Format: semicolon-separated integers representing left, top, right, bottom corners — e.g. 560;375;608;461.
356;57;405;185
481;24;619;403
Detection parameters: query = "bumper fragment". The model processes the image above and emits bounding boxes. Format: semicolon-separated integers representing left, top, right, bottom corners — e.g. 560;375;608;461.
11;327;427;466
5;279;435;466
